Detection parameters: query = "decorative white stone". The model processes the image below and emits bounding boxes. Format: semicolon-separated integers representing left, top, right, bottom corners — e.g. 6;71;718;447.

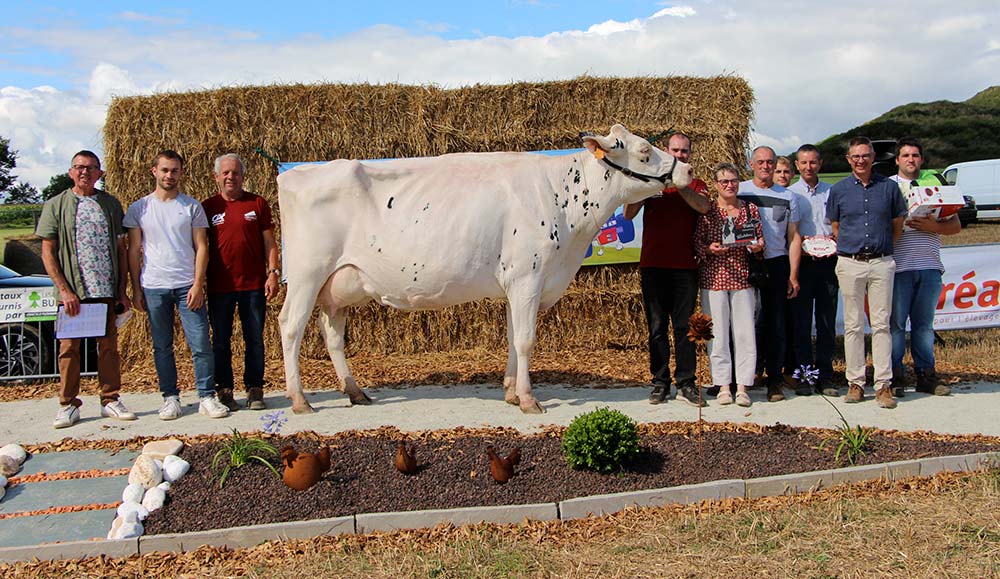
0;473;6;500
157;481;171;492
128;455;162;489
0;444;27;465
141;486;166;512
108;511;144;540
141;439;184;461
0;455;19;477
117;500;149;521
162;455;190;482
122;483;145;504
0;485;5;501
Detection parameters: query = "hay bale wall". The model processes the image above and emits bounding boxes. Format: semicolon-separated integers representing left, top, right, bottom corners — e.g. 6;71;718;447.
102;76;753;368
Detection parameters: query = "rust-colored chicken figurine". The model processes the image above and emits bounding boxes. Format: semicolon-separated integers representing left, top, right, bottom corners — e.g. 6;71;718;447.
395;439;418;475
687;312;714;343
281;445;331;491
486;446;521;484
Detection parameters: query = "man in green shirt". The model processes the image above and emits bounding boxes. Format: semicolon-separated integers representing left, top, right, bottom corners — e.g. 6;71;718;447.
36;150;135;428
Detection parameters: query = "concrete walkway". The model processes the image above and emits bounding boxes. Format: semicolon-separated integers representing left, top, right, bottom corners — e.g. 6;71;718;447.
2;380;999;445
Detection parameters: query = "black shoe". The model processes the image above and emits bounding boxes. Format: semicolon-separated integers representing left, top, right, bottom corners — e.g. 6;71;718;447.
648;383;669;405
247;387;267;410
766;380;785;402
677;384;707;407
915;370;950;396
217;388;239;412
794;382;812;396
705;385;722;396
815;378;839;397
891;366;906;398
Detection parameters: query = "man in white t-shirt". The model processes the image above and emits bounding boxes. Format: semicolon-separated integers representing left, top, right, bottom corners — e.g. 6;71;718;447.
737;146;802;403
125;150;229;420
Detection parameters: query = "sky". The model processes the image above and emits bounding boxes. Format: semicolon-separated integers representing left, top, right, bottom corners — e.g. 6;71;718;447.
1;0;998;191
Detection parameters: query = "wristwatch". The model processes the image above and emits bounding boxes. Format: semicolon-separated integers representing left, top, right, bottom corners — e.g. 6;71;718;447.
268;268;281;276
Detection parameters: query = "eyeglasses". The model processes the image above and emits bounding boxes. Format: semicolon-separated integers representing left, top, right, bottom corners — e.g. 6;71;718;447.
71;165;100;172
716;179;739;186
847;154;873;162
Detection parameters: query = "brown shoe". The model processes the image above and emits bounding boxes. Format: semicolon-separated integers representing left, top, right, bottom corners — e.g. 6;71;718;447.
217;388;239;412
766;381;785;402
247;387;267;410
844;383;865;403
875;386;897;409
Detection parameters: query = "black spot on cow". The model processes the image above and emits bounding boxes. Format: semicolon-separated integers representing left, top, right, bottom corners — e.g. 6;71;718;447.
549;233;554;240
604;170;611;181
556;245;560;250
582;188;589;196
562;200;568;208
583;200;589;210
567;167;573;175
423;203;430;211
614;138;623;149
573;170;580;184
541;221;545;226
573;194;578;202
564;185;569;193
413;277;417;282
513;228;517;236
377;248;382;253
387;197;394;209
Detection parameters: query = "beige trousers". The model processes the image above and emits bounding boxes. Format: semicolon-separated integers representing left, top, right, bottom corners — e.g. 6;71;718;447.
835;256;895;390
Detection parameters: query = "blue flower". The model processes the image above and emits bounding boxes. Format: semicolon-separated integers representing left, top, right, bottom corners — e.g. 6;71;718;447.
792;364;820;387
260;410;287;435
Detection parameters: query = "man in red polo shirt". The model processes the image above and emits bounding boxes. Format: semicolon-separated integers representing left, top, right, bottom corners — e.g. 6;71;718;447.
624;132;711;406
203;153;280;411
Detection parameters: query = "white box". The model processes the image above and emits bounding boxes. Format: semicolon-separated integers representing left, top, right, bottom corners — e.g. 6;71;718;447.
903;184;964;221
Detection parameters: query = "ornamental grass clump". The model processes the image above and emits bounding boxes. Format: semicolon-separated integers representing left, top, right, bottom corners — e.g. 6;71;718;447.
561;407;641;473
211;429;281;488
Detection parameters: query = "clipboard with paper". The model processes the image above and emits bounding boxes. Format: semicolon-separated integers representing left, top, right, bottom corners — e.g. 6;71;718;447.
55;303;109;339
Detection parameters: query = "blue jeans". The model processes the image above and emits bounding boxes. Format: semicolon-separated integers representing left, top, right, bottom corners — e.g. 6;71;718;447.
208;289;266;391
891;269;942;374
144;286;215;398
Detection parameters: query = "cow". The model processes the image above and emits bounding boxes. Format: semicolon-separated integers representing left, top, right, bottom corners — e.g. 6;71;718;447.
277;124;693;414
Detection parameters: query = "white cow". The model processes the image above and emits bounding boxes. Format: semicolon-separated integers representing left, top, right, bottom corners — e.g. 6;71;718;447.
278;124;692;414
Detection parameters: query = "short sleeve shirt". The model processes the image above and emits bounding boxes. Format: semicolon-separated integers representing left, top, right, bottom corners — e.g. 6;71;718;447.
826;173;907;255
788;179;834;238
124;192;209;289
202;192;275;293
74;195;114;298
638;179;708;270
737;181;799;259
891;171;948;272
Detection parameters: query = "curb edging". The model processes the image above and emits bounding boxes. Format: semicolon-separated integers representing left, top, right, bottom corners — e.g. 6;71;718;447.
2;450;997;563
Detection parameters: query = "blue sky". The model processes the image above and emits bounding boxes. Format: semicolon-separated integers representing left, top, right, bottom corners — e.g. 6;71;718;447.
2;1;998;190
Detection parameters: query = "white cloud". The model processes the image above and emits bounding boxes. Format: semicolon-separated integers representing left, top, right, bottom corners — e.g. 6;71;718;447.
1;0;998;190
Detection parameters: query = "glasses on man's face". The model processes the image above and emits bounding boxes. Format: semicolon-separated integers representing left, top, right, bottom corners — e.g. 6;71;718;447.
716;179;739;186
847;154;873;162
71;165;100;172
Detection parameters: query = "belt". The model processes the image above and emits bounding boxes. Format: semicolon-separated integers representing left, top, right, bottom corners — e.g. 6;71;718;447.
838;251;885;262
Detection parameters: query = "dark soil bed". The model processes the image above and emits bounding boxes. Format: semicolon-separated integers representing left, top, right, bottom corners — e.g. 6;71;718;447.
144;424;1000;535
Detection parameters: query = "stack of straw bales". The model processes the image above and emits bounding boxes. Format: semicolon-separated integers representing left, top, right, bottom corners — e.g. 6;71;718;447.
102;76;753;369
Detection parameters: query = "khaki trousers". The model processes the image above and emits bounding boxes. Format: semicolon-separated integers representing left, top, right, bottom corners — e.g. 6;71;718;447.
835;256;895;389
58;298;122;407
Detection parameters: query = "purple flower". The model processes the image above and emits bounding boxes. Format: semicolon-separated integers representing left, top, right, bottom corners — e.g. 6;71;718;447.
793;364;820;387
260;410;287;435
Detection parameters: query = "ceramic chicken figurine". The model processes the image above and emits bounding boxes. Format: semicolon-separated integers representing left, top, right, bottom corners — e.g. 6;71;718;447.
486;445;521;484
395;439;418;475
281;445;331;491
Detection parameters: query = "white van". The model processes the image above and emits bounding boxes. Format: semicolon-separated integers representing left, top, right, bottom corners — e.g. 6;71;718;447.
943;159;1000;219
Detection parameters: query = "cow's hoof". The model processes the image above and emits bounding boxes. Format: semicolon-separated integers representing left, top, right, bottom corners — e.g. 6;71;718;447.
292;402;315;414
519;400;545;414
348;391;373;406
503;381;519;405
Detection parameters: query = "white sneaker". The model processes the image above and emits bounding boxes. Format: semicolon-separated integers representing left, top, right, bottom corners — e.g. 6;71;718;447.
198;396;230;419
102;399;137;421
53;405;80;429
159;396;182;420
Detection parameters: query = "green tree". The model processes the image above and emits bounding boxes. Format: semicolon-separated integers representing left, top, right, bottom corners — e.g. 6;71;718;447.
42;172;73;200
3;181;40;205
0;136;16;192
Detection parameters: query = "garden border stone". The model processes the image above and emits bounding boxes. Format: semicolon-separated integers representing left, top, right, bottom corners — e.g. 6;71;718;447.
2;450;998;563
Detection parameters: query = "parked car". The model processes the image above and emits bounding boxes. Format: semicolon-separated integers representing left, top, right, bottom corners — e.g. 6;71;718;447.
943;159;1000;220
0;264;57;379
958;194;978;227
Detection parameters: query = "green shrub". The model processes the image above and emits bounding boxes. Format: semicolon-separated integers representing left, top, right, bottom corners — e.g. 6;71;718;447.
561;407;641;473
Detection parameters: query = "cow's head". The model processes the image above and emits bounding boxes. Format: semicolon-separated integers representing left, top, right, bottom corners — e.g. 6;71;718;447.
581;124;692;192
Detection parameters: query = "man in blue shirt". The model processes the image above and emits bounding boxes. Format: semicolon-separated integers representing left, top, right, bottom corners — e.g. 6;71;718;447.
827;137;907;409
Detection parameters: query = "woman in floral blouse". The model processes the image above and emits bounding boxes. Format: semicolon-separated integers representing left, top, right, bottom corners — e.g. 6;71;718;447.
695;163;765;407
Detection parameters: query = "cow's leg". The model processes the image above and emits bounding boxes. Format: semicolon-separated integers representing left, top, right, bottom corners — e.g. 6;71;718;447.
318;305;372;405
506;288;545;414
279;274;329;414
503;303;519;405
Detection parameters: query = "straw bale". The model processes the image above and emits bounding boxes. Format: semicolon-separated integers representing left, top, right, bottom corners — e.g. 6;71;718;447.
102;76;752;368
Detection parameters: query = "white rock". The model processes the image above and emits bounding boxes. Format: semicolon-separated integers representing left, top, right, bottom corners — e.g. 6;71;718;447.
0;455;19;477
157;481;171;492
141;486;166;512
122;483;145;504
128;455;162;489
162;455;190;482
108;512;144;540
117;500;149;521
0;444;27;465
0;473;7;487
0;485;5;501
141;439;184;461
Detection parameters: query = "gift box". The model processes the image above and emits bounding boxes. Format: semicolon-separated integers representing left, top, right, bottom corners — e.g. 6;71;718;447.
903;184;965;221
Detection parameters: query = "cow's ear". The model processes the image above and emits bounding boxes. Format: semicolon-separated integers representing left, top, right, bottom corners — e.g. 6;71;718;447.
609;124;631;139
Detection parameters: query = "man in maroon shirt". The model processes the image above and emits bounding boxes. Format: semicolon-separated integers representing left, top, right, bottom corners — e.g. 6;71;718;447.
203;154;280;411
624;133;711;406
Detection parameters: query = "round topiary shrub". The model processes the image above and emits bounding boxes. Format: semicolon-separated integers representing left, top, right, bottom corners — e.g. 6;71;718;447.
561;407;641;473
